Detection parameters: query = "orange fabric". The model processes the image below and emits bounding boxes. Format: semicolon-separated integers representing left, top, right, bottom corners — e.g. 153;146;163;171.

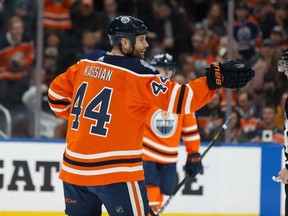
44;0;73;30
143;108;200;163
146;185;163;210
48;57;215;186
0;41;34;80
240;117;260;133
130;182;143;216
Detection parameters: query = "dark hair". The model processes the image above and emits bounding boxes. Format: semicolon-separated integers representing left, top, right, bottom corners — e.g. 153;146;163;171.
231;109;241;128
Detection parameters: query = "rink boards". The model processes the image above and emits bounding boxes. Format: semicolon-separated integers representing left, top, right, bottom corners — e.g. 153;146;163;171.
0;139;284;216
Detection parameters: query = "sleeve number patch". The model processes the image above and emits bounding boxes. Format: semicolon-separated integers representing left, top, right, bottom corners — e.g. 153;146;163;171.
151;76;168;96
71;82;112;137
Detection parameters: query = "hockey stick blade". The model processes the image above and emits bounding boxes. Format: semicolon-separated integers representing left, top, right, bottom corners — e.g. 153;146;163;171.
156;117;232;215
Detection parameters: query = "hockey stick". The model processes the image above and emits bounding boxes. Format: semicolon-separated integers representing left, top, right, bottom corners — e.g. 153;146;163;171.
150;209;157;216
156;117;232;215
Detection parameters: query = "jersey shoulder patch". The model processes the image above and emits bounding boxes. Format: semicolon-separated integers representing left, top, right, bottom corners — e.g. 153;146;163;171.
140;59;157;71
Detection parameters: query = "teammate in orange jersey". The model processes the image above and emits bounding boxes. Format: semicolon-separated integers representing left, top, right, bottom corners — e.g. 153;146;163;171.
48;15;254;216
142;53;202;213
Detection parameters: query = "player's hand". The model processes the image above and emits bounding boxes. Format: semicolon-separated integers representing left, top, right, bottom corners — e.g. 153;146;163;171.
278;167;288;184
184;153;203;177
206;60;255;90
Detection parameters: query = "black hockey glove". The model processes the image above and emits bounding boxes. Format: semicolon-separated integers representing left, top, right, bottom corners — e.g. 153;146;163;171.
205;61;255;90
184;153;203;177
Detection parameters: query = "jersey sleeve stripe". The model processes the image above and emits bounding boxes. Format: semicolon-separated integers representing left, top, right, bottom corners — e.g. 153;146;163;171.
182;134;201;141
182;125;198;132
182;130;199;136
167;83;181;113
184;85;193;114
48;97;70;106
176;84;186;114
143;137;179;152
143;143;178;156
49;105;71;113
142;149;178;163
48;88;72;101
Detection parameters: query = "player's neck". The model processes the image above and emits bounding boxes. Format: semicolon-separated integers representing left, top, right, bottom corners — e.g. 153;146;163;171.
109;48;125;57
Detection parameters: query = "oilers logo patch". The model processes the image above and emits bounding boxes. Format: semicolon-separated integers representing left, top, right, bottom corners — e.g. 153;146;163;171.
121;16;130;24
151;109;177;138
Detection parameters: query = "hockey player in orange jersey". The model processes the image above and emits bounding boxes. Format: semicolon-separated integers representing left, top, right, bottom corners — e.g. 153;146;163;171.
48;15;254;216
142;53;202;213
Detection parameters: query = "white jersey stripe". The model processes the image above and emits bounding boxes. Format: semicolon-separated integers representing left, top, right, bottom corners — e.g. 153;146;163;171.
182;125;198;132
149;201;161;205
48;88;71;101
182;134;201;141
142;149;178;163
143;137;178;152
127;182;138;216
134;182;145;216
184;85;193;114
50;105;71;113
167;83;181;113
61;164;143;176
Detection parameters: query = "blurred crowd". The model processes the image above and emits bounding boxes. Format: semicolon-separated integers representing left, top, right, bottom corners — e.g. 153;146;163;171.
0;0;287;145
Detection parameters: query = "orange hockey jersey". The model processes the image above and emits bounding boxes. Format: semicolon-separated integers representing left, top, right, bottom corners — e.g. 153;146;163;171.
0;34;34;80
48;50;215;186
43;0;73;30
143;108;200;163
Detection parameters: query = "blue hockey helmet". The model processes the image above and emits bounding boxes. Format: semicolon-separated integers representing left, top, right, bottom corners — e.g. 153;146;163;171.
108;16;148;47
149;53;176;76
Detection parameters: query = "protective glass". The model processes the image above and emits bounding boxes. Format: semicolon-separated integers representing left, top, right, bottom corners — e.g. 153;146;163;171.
278;59;288;72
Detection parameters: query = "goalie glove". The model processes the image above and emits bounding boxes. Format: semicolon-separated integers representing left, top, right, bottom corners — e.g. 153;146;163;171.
184;153;203;177
205;60;255;90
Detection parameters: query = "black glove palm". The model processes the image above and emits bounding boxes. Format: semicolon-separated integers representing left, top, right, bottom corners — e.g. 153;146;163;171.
206;61;255;90
184;153;203;177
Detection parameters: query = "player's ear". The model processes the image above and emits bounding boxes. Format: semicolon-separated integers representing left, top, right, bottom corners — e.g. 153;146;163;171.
120;38;130;48
167;70;173;79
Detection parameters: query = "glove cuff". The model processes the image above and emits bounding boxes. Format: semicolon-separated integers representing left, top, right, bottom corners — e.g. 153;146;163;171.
187;153;202;162
206;62;222;90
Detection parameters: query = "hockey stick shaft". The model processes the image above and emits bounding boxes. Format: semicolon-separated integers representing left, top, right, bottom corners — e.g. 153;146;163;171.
156;117;232;215
150;209;157;216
